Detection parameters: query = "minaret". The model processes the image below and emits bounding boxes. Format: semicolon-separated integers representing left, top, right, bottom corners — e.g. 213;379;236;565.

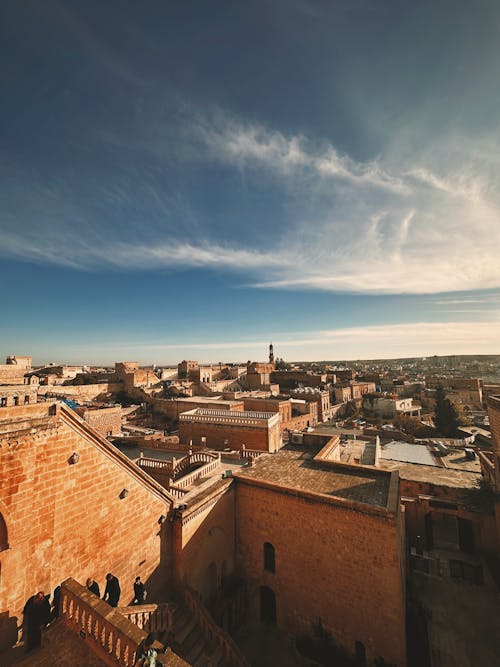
269;342;274;364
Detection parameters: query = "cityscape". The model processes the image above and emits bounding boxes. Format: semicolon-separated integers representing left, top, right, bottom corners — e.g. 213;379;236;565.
1;2;500;667
1;348;500;666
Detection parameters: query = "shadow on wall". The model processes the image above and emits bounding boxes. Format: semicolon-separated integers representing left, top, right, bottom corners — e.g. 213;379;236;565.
139;518;173;606
0;615;19;654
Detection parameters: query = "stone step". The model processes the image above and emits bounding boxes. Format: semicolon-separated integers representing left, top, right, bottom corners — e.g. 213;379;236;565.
173;613;197;645
208;644;225;665
184;631;207;665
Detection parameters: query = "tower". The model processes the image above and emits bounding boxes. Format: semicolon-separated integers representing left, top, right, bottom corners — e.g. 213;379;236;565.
269;343;274;364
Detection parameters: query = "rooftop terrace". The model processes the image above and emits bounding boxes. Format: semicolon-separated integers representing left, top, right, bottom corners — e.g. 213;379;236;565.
235;444;393;509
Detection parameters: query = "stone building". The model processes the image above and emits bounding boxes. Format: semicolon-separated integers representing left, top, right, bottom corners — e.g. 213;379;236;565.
0;354;31;385
290;387;332;421
115;361;159;390
11;393;500;664
0;401;173;653
426;376;484;410
75;404;122;437
0;384;38;408
362;393;421;419
170;442;407;667
179;408;281;453
177;360;199;380
152;395;245;424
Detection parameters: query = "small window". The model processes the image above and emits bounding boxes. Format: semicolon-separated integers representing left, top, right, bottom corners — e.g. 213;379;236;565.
24;395;30;405
14;396;19;406
0;398;6;407
264;542;275;573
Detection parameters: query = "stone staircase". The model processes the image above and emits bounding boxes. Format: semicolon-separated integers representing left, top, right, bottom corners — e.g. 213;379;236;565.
170;602;231;667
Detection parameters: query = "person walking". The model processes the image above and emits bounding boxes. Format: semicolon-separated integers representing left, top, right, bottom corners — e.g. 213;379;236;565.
86;577;100;598
133;576;147;605
23;592;51;651
103;573;121;607
135;633;158;666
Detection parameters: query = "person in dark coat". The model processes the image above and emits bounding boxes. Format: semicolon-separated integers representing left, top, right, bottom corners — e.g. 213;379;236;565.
51;585;61;622
23;592;51;651
86;577;100;598
133;576;147;605
103;573;121;607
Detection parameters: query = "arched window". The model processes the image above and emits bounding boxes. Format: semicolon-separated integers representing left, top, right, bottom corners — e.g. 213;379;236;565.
0;513;8;551
263;542;275;573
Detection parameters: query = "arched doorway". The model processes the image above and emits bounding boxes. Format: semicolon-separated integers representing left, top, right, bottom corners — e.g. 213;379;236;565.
260;586;276;625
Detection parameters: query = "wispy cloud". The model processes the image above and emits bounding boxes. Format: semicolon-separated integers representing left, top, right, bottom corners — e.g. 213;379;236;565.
190;112;408;193
2;103;500;295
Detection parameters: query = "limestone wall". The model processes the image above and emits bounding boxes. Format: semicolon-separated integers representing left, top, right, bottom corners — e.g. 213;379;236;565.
0;403;172;651
235;479;406;666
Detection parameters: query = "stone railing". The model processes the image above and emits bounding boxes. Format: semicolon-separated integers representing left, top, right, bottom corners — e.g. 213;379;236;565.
240;446;263;459
137;457;174;474
172;452;221;486
169;484;189;498
120;603;175;636
60;578;145;667
183;586;251;667
180;408;276;427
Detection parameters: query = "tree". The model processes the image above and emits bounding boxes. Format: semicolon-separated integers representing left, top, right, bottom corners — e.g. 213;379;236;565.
434;385;460;436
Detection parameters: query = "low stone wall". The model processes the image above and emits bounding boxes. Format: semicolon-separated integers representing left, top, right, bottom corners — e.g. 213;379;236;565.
38;382;123;402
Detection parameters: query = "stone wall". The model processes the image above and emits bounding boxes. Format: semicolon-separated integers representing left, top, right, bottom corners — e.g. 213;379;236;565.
242;398;292;424
179;418;281;452
76;405;122;436
0;385;38;407
234;480;406;667
0;403;172;652
172;482;235;603
37;382;123;402
399;477;498;555
0;365;26;385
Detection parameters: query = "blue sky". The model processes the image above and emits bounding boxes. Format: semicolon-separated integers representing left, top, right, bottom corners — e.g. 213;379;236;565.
1;1;500;364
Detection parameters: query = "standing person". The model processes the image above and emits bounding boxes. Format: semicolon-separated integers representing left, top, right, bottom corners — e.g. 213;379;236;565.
103;573;121;607
133;576;147;605
23;592;51;651
86;577;100;598
50;585;61;622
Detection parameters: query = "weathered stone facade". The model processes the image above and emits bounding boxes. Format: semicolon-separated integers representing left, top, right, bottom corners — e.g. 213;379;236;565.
0;402;173;651
179;408;281;453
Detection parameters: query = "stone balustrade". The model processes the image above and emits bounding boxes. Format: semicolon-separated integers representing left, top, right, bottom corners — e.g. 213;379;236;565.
169;484;189;498
240;446;263;459
137;457;174;473
180;408;278;427
173;458;221;489
183;586;251;667
120;602;175;636
60;578;145;667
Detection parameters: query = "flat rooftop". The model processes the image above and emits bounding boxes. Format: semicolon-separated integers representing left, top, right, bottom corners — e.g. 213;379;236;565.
381;440;437;466
180;408;277;421
235;444;392;508
378;459;481;489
